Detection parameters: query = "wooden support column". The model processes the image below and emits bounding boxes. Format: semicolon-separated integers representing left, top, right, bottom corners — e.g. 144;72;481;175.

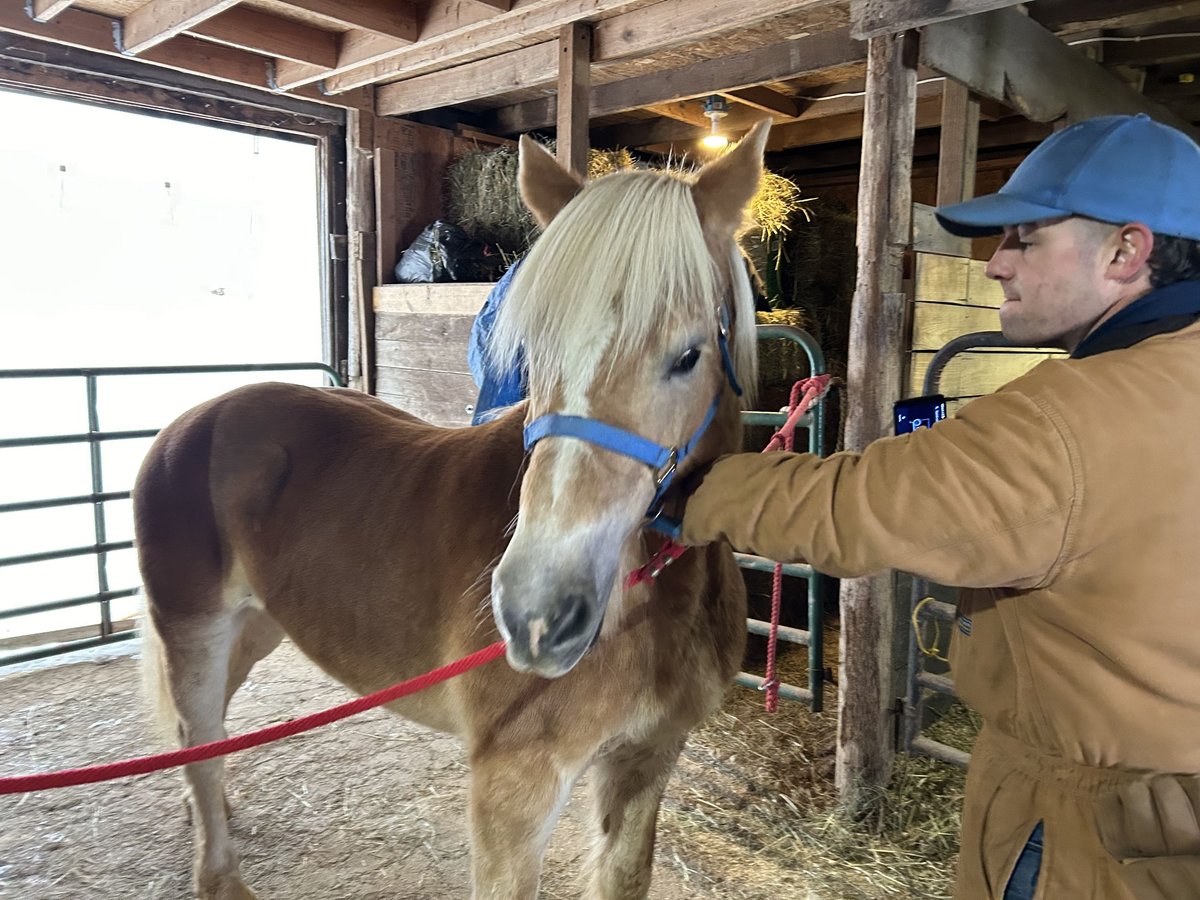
936;80;980;207
837;30;919;803
347;99;378;394
556;22;592;178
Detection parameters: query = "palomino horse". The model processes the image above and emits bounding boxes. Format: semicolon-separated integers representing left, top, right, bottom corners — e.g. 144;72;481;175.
135;120;770;899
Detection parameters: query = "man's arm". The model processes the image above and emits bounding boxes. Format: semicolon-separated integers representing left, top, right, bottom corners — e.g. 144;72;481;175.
681;387;1077;590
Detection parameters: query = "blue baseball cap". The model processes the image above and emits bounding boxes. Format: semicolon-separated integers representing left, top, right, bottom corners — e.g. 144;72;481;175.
936;113;1200;241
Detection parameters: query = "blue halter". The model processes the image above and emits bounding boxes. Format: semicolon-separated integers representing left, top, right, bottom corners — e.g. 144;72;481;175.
522;305;742;533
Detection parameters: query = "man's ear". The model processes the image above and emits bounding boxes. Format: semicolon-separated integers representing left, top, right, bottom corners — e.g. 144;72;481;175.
518;135;584;228
690;119;772;237
1108;223;1155;283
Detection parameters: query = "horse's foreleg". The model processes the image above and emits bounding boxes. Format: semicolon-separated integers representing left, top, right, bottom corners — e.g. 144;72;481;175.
584;735;685;900
468;748;579;900
158;608;257;900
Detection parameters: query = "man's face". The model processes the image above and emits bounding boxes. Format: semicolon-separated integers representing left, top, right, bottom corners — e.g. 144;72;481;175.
985;217;1117;350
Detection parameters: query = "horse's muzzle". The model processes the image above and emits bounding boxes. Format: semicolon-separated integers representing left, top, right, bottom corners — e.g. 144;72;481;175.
492;581;603;678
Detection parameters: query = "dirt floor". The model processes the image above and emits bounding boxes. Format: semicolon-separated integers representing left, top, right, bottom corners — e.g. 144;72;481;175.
0;632;970;899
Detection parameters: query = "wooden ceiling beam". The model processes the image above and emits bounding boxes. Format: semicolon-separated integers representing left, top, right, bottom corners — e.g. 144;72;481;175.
850;0;1028;41
28;0;76;23
439;27;866;130
1029;0;1200;34
720;86;800;118
0;4;369;109
271;0;539;91
922;6;1199;137
119;0;240;55
272;0;419;42
189;7;340;68
377;41;556;115
329;0;835;94
644;101;712;127
1102;35;1200;69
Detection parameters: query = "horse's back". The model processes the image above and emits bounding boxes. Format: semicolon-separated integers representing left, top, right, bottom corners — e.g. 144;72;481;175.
135;382;525;623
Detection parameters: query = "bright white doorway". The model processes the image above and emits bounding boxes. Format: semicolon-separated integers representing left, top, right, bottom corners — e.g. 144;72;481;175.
0;89;327;650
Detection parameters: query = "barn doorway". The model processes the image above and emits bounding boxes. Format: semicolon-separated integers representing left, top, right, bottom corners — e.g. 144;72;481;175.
0;87;329;659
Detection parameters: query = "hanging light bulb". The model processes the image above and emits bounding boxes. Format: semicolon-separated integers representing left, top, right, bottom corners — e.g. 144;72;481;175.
701;95;730;150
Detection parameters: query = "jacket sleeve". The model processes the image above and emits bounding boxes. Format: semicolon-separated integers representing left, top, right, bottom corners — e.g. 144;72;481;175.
680;386;1078;590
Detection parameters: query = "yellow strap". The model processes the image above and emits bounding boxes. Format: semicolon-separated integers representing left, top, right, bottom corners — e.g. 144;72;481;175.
912;596;950;663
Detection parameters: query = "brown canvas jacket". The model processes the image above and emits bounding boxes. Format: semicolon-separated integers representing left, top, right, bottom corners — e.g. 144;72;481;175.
682;319;1200;898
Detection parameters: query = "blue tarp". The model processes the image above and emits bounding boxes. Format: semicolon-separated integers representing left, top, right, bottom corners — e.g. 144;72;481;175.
468;259;526;425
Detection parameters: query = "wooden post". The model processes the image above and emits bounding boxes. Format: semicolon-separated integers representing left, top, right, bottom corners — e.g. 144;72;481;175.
556;22;592;177
837;30;919;803
347;100;378;394
936;79;980;207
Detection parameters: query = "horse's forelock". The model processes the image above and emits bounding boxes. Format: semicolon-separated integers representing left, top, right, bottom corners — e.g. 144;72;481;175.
489;170;754;401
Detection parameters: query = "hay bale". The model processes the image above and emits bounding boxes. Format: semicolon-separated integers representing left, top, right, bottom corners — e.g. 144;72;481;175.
756;309;812;388
446;144;636;254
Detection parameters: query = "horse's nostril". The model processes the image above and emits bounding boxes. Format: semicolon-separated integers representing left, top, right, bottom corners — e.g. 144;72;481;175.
545;592;593;651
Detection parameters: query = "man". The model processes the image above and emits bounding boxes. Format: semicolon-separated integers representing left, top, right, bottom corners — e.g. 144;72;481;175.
679;113;1200;899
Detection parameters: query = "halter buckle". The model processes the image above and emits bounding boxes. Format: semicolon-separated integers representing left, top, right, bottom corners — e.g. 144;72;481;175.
654;449;679;489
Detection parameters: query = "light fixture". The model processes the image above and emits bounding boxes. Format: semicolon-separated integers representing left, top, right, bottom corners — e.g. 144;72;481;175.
701;95;730;150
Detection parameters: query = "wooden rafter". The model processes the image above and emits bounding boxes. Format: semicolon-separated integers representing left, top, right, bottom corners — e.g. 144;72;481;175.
1029;0;1200;34
922;6;1199;136
272;0;419;42
273;30;407;91
0;4;367;109
1103;34;1200;69
329;0;835;94
189;7;340;68
644;101;712;128
119;0;241;55
850;0;1027;41
28;0;76;23
720;86;799;118
482;29;864;134
272;0;519;91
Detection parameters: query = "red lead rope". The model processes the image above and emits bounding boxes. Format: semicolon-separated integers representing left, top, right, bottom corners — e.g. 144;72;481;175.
625;375;833;712
0;641;506;795
2;377;832;794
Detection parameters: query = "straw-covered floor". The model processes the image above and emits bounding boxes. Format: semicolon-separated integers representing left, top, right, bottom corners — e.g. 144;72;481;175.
0;618;976;899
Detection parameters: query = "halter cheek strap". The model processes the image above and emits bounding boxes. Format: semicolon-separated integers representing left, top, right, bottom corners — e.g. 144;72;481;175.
522;304;741;526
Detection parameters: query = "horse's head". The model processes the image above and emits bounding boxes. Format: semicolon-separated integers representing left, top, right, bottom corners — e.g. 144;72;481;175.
489;121;769;677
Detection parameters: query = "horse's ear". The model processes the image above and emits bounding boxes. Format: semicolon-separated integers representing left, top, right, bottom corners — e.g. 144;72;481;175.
518;135;584;228
691;119;772;236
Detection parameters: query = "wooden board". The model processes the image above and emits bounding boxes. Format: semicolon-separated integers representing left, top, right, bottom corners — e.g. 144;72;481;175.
914;252;1005;307
909;349;1064;398
910;302;1000;351
375;314;477;372
371;283;494;426
373;283;492;315
375;370;479;427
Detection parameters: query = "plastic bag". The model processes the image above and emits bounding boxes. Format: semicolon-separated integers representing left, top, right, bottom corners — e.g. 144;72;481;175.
394;220;502;284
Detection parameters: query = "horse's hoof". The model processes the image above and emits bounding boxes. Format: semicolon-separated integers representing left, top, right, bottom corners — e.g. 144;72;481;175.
198;874;257;900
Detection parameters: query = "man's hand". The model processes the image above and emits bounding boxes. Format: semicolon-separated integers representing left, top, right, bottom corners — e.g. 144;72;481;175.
1097;775;1200;899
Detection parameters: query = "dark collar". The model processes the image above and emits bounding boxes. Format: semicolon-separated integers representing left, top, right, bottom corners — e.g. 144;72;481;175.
1072;280;1200;359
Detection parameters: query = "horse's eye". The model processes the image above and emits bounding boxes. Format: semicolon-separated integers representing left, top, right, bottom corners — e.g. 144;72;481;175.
670;347;701;376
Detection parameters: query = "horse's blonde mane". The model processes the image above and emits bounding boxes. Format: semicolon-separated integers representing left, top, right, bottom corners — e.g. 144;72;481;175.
488;168;758;406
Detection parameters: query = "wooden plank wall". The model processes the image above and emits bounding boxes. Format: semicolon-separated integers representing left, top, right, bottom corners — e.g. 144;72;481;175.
373;118;478;285
373;282;493;426
910;251;1065;410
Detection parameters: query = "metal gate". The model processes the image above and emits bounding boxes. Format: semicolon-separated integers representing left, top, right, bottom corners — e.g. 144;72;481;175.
0;363;342;667
898;331;1021;766
735;324;830;711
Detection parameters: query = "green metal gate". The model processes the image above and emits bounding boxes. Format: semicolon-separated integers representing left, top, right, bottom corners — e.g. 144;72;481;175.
0;363;342;667
736;324;829;711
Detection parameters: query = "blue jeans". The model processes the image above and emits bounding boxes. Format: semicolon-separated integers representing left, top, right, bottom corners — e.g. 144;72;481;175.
1003;821;1044;900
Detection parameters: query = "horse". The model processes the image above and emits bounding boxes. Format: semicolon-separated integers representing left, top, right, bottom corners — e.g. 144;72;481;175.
135;119;771;900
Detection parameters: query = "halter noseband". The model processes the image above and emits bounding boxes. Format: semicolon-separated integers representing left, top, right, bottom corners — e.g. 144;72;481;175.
522;305;742;531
